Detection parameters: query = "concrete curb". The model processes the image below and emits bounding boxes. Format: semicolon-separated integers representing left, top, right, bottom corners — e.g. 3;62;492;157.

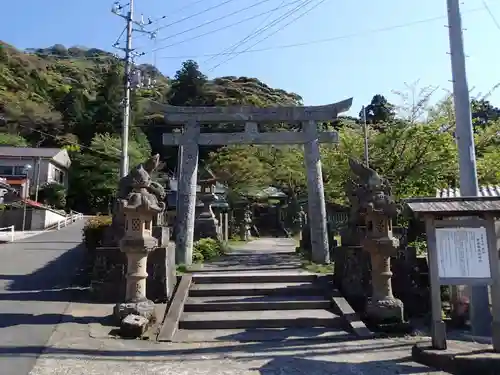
412;341;500;375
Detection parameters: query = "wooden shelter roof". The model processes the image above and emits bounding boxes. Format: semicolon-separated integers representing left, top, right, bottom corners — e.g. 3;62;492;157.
404;196;500;217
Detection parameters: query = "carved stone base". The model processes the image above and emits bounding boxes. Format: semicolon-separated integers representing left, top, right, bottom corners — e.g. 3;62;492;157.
120;314;150;338
366;297;404;324
114;300;156;323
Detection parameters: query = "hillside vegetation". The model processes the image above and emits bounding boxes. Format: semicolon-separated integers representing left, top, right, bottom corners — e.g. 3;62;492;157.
0;42;303;212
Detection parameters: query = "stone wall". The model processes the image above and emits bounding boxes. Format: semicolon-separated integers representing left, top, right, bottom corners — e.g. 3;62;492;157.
332;228;430;318
89;242;176;303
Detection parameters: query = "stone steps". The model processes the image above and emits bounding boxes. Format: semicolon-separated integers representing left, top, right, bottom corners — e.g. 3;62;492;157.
189;281;322;297
173;327;355;342
192;272;316;284
184;295;331;312
168;271;353;341
179;309;344;330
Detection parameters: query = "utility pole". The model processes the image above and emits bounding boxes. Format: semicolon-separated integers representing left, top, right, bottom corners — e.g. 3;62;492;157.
446;0;492;336
112;1;157;178
360;106;369;168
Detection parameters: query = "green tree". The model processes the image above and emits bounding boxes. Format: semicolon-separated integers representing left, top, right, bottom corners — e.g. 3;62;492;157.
168;60;208;106
38;182;66;209
363;94;396;126
0;133;28;146
67;133;151;213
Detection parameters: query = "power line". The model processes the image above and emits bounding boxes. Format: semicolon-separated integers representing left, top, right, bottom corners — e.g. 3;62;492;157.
145;0;240;38
144;0;306;54
482;0;500;30
12;123;120;160
20;6;487;64
203;0;287;65
208;0;321;71
156;6;486;60
135;0;208;40
138;0;281;51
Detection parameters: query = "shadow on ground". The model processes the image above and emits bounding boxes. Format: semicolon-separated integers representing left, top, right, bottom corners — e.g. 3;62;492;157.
0;243;89;301
0;312;112;329
0;340;435;374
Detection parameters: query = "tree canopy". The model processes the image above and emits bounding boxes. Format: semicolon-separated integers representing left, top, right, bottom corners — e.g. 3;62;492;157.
1;41;499;212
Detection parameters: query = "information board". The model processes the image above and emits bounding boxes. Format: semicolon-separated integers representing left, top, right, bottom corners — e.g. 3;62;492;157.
435;227;490;279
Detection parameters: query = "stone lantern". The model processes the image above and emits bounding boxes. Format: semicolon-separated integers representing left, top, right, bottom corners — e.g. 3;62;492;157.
113;163;166;330
361;202;404;323
194;168;219;240
345;158;404;324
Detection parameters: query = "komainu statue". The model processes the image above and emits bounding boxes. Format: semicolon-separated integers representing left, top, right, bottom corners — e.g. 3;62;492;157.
346;158;398;217
111;154;166;242
347;158;404;324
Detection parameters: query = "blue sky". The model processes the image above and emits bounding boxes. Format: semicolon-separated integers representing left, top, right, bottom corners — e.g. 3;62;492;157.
2;0;500;116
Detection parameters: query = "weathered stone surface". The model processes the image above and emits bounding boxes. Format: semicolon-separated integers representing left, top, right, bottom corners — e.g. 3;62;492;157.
152;225;171;247
90;243;176;303
120;314;150;339
114;300;156;322
110;154;167;245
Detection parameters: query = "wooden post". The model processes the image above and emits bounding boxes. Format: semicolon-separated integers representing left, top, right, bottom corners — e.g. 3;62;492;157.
424;216;447;350
224;212;229;242
485;214;500;352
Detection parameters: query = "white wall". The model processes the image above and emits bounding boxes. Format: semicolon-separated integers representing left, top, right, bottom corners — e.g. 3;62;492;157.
29;209;66;230
44;209;66;228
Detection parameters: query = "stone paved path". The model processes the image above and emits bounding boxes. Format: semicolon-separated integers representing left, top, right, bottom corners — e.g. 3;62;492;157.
191;238;305;272
0;220;87;375
28;238;450;374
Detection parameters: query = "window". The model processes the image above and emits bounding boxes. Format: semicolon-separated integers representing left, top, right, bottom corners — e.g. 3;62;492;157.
53;167;65;184
14;166;26;175
0;166;30;176
0;166;13;175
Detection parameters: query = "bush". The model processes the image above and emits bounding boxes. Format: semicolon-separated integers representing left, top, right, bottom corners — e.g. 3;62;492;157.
192;238;225;263
38;182;66;209
83;215;112;253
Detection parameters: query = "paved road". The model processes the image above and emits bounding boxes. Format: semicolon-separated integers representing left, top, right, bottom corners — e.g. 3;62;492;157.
0;220;86;375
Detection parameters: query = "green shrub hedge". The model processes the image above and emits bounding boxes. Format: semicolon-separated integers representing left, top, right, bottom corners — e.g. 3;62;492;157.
192;238;226;263
83;215;112;253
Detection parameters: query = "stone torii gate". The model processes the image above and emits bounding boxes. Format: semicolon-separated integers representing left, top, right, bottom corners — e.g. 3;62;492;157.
160;98;353;265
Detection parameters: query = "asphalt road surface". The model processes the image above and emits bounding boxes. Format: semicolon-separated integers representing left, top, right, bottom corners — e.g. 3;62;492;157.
0;220;86;375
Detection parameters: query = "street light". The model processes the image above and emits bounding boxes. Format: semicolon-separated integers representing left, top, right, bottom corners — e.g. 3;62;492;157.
21;164;32;232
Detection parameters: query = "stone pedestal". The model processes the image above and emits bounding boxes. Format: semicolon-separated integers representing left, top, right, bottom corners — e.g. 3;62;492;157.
114;215;158;324
362;207;404;324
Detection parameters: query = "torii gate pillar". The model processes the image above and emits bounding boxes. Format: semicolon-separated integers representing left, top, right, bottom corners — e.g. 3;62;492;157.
159;99;353;265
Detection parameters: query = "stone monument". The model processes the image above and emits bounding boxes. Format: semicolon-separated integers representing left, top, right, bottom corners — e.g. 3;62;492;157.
194;189;220;241
111;154;166;245
240;206;252;241
113;155;167;337
348;158;404;323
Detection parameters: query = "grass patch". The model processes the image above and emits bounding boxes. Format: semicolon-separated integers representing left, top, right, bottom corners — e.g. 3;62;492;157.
176;264;188;274
301;260;334;274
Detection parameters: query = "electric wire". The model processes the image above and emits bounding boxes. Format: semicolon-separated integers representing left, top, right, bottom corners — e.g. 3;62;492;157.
147;0;303;53
20;6;487;63
482;0;500;30
137;0;281;51
203;0;287;65
208;0;322;71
